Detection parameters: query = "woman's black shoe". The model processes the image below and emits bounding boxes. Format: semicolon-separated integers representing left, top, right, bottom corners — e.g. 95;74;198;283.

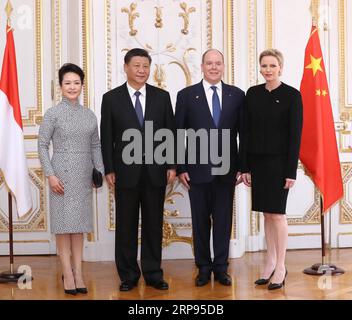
62;275;77;295
76;287;88;294
254;269;275;285
268;270;287;290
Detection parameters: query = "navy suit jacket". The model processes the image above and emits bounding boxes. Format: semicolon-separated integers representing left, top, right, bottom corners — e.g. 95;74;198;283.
175;81;245;184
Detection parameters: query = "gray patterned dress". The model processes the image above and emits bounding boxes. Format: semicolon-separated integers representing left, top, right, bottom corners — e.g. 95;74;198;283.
38;98;104;234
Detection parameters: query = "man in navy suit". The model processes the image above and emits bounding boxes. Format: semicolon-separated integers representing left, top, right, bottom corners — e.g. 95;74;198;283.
175;49;244;286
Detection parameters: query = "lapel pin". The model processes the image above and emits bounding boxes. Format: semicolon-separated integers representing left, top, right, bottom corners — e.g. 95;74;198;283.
196;96;199;99
276;100;280;103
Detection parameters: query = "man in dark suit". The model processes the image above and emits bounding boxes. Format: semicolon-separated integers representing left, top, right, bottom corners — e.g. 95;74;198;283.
100;48;176;291
175;49;245;286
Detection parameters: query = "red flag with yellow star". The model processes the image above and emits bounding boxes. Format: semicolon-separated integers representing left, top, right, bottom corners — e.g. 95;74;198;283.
300;25;343;213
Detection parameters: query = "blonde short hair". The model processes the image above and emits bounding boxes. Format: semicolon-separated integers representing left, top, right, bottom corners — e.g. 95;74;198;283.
259;49;284;67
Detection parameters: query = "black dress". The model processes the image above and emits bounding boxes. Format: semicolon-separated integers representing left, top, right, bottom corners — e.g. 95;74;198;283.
240;83;303;214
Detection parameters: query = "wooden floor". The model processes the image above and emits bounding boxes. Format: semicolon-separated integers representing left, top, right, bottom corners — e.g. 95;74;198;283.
1;249;352;300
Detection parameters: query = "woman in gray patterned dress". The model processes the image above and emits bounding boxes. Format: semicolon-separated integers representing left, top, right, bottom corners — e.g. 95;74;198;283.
38;64;104;295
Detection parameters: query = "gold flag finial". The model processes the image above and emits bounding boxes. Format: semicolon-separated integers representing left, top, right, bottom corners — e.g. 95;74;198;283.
310;0;320;27
5;0;13;25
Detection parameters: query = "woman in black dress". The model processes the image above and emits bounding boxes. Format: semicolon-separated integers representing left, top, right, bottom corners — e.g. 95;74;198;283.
241;49;303;290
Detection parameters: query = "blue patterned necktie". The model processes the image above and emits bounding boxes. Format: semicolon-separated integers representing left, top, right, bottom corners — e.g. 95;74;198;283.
134;91;144;126
211;86;221;127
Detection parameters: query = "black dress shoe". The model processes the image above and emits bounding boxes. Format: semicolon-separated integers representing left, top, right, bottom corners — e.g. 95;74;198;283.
254;270;275;285
62;275;77;295
268;270;288;290
195;273;211;287
119;280;138;292
145;279;169;290
214;272;232;286
76;287;88;294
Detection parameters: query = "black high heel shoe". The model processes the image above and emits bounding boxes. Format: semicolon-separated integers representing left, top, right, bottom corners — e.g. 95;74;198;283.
71;269;88;294
268;269;288;290
62;275;77;295
76;287;88;294
254;269;275;285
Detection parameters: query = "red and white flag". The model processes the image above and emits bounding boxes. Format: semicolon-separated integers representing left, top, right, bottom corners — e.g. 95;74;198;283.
0;25;32;217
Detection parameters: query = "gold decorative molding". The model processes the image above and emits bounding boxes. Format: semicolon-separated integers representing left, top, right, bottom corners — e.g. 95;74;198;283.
226;0;234;85
22;0;43;126
248;0;257;86
310;0;320;26
287;164;320;225
105;0;112;91
154;6;163;29
231;192;237;239
179;2;196;35
288;233;320;237
248;0;258;235
265;0;272;49
52;0;62;104
250;211;260;236
340;162;352;224
0;240;50;244
338;0;352;153
206;0;212;49
24;135;38;140
121;2;139;36
26;153;39;159
82;0;90;108
0;168;46;233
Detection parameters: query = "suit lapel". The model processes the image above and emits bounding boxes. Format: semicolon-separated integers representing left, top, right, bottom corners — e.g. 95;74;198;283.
121;82;145;128
144;84;155;126
219;82;232;128
195;81;216;128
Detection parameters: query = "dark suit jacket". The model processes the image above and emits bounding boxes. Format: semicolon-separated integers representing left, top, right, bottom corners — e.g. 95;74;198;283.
175;81;245;184
100;82;176;188
240;83;303;179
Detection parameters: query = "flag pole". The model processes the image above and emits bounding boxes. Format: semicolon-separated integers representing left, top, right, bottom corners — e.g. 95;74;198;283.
0;193;26;283
0;0;32;284
303;196;344;276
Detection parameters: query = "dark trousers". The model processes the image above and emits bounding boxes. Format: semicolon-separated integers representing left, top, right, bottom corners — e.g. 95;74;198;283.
115;167;166;283
188;178;234;275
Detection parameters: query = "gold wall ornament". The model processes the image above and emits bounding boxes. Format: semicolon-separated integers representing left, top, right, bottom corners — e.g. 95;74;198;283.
265;0;273;49
121;2;140;36
22;0;43;126
0;168;46;232
179;2;196;35
169;48;196;87
153;64;166;90
340;162;352;224
162;221;192;247
164;180;184;218
154;6;163;29
162;181;192;247
206;0;212;49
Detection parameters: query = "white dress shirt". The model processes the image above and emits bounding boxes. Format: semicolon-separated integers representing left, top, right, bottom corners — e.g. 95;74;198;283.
202;80;223;117
127;82;146;117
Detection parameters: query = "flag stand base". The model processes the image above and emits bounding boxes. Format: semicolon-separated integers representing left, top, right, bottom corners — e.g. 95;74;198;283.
303;263;345;276
0;271;25;283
